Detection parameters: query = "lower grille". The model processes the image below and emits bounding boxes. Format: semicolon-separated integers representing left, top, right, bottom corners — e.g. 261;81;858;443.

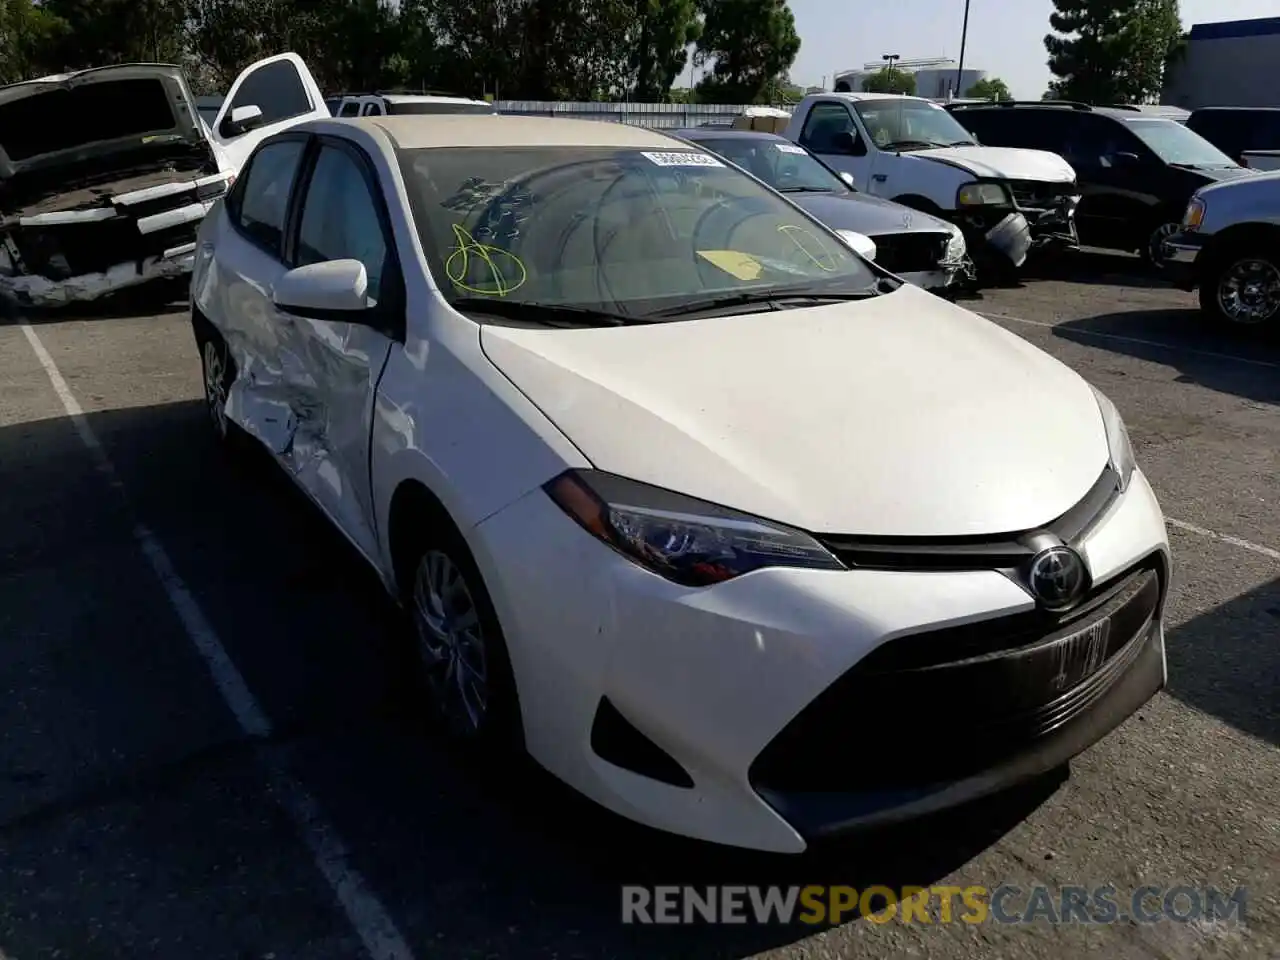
749;557;1164;794
869;231;949;274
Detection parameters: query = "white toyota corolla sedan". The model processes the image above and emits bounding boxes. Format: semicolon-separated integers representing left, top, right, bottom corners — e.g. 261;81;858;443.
190;115;1171;854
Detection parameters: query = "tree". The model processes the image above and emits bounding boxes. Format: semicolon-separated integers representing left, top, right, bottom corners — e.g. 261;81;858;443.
0;0;66;82
693;0;800;104
1045;0;1183;104
966;76;1012;100
861;65;915;95
630;0;702;101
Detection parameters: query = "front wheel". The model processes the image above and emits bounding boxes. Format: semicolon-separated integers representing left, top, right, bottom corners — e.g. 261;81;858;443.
404;529;522;747
1140;221;1180;267
1199;251;1280;331
192;315;253;459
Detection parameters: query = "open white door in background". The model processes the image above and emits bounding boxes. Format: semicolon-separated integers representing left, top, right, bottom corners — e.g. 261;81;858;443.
210;52;330;174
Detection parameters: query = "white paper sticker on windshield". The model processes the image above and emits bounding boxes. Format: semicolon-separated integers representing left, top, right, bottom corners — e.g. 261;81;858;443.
774;143;807;154
641;151;725;167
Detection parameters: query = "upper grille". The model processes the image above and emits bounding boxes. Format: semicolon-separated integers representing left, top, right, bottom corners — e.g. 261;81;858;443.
869;231;949;274
1008;180;1078;211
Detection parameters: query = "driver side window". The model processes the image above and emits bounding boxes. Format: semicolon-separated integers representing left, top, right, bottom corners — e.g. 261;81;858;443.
799;103;862;155
223;59;315;136
295;144;391;303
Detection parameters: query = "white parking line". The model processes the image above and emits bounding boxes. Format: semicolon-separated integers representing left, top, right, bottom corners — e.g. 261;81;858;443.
19;324;417;960
981;312;1280;371
1166;517;1280;562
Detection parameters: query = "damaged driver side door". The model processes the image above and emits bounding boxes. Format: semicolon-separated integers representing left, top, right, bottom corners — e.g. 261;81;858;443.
270;137;402;563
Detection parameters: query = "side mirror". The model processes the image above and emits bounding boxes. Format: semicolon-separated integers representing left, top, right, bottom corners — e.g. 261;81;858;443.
836;230;877;261
222;103;265;137
273;259;371;318
839;171;856;188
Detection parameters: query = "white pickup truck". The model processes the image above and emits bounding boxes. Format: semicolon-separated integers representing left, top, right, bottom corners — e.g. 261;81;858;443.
781;93;1082;276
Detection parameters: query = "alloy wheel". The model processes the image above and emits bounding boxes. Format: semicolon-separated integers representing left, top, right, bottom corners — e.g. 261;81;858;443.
1216;257;1280;326
202;339;229;439
411;549;490;736
1146;222;1179;265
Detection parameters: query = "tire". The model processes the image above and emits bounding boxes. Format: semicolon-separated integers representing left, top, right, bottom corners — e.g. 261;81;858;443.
1140;219;1180;268
1199;248;1280;333
400;519;523;750
191;314;252;457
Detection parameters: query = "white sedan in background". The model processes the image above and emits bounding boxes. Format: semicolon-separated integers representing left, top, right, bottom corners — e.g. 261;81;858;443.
190;115;1171;854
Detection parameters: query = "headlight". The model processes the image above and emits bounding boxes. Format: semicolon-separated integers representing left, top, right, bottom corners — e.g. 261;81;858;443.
544;469;844;586
1182;196;1205;231
1091;386;1136;492
944;227;967;262
836;229;877;260
956;182;1010;207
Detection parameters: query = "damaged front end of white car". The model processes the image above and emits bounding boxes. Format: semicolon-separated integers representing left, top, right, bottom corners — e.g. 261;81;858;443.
0;64;232;308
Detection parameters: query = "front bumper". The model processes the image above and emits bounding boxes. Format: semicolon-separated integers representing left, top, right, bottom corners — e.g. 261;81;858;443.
1162;230;1207;291
472;468;1171;854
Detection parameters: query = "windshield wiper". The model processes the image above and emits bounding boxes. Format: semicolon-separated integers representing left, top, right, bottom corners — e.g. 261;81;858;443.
451;297;645;327
778;186;836;193
646;285;883;319
883;139;944;151
945;139;977;147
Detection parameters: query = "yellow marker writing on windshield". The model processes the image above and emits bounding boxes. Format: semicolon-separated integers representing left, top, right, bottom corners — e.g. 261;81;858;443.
445;223;527;296
777;224;838;271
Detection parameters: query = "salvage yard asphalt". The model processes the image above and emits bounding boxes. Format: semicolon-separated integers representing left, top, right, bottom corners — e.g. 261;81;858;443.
0;250;1276;960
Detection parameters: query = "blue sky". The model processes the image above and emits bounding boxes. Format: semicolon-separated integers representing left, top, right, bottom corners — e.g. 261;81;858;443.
693;0;1278;99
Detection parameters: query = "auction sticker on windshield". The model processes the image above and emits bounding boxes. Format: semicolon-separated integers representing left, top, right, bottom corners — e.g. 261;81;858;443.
641;151;725;167
774;143;807;154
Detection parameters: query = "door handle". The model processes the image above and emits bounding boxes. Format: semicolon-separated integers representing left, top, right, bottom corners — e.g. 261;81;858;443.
872;174;888;183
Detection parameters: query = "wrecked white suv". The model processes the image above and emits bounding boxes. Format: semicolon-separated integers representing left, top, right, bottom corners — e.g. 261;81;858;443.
0;53;329;307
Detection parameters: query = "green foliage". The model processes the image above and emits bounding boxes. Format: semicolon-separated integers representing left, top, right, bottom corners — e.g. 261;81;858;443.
693;0;801;104
966;76;1012;100
0;0;800;103
1044;0;1183;104
861;66;915;95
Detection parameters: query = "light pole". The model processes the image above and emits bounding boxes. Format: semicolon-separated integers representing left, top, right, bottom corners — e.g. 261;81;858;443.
956;0;971;98
882;53;900;92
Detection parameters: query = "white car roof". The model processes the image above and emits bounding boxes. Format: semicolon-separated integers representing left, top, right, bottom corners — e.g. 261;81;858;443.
810;92;931;104
341;115;683;150
380;94;489;106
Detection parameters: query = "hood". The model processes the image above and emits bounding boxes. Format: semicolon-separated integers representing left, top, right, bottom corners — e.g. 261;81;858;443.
1195;166;1280;202
913;146;1077;183
790;191;955;237
0;64;212;205
480;284;1110;537
1188;164;1259;185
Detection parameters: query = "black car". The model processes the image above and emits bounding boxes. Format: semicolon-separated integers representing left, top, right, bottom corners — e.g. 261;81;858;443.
670;128;973;293
945;101;1258;265
1185;107;1280;172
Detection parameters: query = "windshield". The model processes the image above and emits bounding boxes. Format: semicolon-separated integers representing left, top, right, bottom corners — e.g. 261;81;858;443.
853;99;977;150
395;145;879;318
693;137;848;193
1124;119;1236;168
387;101;495;115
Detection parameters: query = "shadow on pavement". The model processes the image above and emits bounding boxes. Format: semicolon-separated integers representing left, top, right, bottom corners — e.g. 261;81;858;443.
1165;576;1280;749
1052;309;1280;405
1023;248;1173;290
0;398;1065;957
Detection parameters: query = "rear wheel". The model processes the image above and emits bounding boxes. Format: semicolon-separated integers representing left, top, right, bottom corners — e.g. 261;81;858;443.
192;314;252;457
1199;250;1280;331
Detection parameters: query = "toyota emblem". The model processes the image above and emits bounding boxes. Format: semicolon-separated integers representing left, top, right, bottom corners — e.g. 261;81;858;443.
1027;546;1088;610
